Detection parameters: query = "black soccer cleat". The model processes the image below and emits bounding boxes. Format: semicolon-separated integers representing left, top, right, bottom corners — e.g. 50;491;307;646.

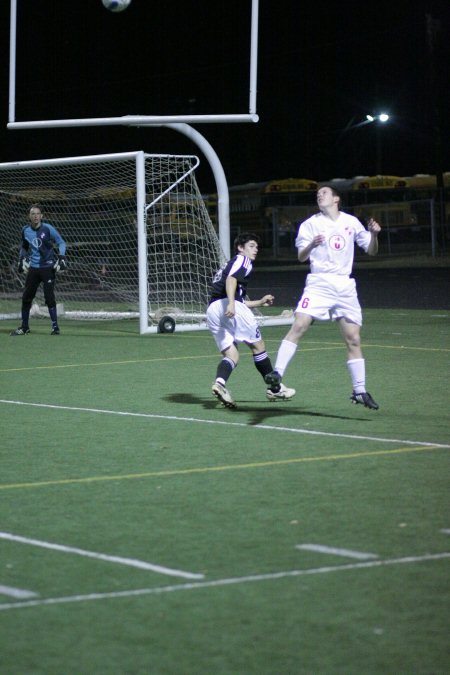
264;370;282;388
51;327;60;335
350;391;379;410
10;326;30;336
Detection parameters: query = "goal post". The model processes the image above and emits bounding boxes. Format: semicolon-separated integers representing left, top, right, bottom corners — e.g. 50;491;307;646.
0;151;228;333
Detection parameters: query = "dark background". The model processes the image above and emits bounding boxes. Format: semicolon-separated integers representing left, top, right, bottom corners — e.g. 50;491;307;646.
252;266;450;310
0;0;449;194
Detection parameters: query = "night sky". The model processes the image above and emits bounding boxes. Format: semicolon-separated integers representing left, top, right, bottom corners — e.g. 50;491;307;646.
0;0;449;194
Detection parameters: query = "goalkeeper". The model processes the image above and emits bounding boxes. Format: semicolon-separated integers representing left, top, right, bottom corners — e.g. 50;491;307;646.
10;204;67;336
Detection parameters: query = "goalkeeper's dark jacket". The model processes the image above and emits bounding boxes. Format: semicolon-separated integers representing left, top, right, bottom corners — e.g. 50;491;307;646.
208;254;253;305
20;222;66;269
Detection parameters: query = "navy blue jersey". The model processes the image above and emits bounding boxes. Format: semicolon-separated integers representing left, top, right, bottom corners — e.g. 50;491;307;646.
20;222;66;269
209;254;253;304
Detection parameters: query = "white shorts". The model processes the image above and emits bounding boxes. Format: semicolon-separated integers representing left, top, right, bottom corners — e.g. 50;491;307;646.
206;299;262;351
295;273;362;325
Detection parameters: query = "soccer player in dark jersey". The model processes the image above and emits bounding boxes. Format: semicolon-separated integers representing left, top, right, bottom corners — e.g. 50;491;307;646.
206;232;295;408
10;204;67;336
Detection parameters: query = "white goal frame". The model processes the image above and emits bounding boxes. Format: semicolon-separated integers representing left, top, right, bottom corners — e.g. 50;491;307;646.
0;151;230;334
0;150;294;335
3;1;293;334
8;0;260;127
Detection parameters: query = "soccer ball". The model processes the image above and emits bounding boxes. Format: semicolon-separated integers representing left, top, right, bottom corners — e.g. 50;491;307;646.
102;0;132;12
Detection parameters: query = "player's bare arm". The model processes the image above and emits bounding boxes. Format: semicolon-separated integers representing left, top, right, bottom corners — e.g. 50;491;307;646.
367;218;381;256
225;276;237;317
246;294;274;308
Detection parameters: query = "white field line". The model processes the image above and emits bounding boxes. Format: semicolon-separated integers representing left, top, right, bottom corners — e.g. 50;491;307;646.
0;585;38;599
296;544;379;560
1;399;449;448
0;532;204;580
0;552;448;612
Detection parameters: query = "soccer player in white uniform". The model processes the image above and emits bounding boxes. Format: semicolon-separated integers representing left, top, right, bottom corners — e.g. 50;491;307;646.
265;185;381;409
207;232;295;408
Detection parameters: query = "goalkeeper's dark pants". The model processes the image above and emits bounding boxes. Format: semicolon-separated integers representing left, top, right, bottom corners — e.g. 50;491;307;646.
22;266;57;311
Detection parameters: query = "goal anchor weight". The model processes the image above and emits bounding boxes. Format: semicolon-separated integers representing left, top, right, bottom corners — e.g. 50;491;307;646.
157;316;176;333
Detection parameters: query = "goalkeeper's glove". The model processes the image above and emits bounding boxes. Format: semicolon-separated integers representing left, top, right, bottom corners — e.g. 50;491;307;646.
54;255;67;272
18;258;30;273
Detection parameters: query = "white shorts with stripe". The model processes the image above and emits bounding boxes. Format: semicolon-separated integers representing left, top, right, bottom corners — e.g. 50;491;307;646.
295;273;363;325
206;299;261;351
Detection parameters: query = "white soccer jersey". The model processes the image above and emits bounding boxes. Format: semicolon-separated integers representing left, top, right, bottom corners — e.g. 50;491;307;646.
295;211;372;276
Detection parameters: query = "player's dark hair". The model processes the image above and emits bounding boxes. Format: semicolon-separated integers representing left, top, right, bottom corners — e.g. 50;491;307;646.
318;185;341;206
233;232;260;252
29;203;43;212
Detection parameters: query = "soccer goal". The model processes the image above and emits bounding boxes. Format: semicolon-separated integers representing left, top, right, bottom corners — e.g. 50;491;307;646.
0;151;229;333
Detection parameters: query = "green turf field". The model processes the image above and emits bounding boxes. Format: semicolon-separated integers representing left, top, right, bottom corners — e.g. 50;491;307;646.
1;309;449;674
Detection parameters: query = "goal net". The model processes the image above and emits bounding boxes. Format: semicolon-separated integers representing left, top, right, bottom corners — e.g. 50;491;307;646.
0;151;228;333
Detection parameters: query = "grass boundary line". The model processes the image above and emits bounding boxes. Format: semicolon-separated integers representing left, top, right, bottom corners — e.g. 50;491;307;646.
0;532;204;580
1;399;449;451
1;342;448;373
1;552;449;612
0;344;343;373
0;445;445;491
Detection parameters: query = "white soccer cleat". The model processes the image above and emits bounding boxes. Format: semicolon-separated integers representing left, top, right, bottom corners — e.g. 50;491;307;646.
266;383;296;402
212;382;237;409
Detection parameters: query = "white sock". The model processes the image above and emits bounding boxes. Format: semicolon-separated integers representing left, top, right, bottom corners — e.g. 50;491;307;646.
347;358;365;393
274;339;298;376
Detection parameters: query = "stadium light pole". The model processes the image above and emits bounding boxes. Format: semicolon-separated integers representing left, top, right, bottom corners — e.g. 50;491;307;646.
366;113;390;174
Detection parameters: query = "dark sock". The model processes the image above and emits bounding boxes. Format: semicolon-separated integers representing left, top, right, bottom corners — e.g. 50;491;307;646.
216;357;235;383
48;305;58;328
21;307;30;330
253;352;280;391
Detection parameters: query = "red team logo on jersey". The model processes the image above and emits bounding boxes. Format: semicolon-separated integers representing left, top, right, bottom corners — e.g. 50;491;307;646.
329;235;346;250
